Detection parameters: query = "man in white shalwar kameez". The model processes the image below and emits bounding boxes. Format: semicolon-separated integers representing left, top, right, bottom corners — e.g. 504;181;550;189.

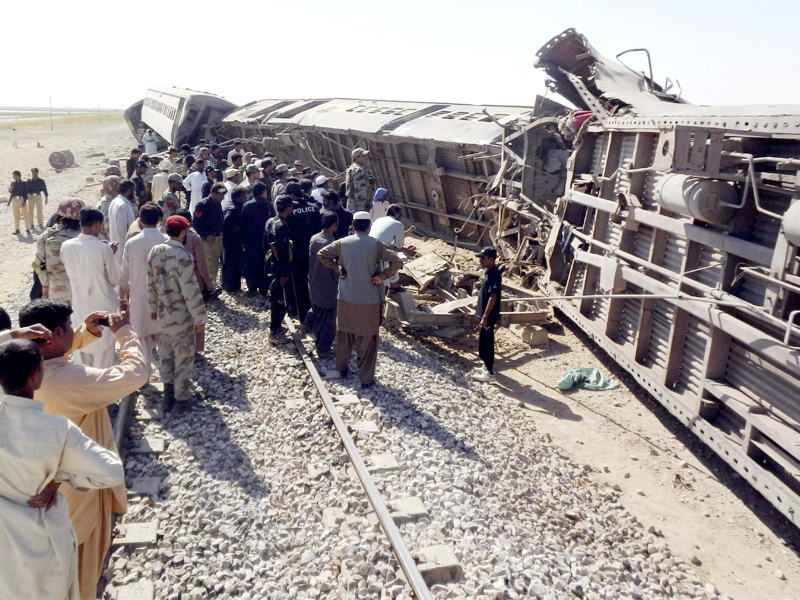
61;208;121;368
108;180;137;263
120;203;167;375
0;338;124;600
141;129;158;156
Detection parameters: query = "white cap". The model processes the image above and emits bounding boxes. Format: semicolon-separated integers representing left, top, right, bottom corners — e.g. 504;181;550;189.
315;175;327;186
158;161;171;171
353;211;372;221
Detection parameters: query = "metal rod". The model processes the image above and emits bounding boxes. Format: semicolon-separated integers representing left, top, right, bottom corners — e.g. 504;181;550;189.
507;293;745;306
568;228;800;339
738;265;800;295
720;151;782;218
283;317;433;600
112;394;132;458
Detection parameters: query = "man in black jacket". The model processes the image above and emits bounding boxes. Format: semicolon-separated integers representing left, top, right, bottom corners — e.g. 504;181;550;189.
266;195;293;342
321;190;353;240
242;182;274;295
285;181;321;322
221;186;247;293
193;182;226;284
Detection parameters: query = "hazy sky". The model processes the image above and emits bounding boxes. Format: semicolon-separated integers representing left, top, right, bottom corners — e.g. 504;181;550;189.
3;0;799;111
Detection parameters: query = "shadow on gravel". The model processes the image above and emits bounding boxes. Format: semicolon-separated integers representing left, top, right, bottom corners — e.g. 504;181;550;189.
205;299;263;333
326;333;483;461
555;309;800;555
158;361;270;499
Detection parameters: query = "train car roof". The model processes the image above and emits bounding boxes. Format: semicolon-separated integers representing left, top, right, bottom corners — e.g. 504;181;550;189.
288;99;445;133
391;104;534;145
222;100;295;123
147;86;237;105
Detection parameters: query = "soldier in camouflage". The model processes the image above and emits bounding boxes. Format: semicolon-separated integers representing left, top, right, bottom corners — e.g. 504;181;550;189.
33;198;85;304
344;147;376;213
272;164;290;201
159;174;183;232
147;215;208;412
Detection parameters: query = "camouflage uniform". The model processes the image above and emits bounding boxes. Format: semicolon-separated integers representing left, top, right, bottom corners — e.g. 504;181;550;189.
33;224;81;304
147;239;207;401
159;190;181;232
344;161;376;213
95;193;114;240
272;178;288;201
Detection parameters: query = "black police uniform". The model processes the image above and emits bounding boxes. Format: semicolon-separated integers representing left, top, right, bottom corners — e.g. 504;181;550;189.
286;195;322;321
266;215;292;333
477;265;502;373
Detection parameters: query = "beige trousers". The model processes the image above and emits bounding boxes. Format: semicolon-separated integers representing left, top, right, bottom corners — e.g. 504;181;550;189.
11;196;31;231
27;192;44;226
203;235;222;283
141;333;159;379
76;488;113;599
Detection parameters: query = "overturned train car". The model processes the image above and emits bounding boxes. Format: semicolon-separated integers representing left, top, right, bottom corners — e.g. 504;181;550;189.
126;30;800;524
534;29;800;525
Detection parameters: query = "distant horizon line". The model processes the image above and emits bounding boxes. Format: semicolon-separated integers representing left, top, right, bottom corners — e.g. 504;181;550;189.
0;106;124;112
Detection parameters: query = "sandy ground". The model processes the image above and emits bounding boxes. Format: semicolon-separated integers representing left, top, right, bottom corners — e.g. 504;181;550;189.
0;117;132;304
409;235;800;600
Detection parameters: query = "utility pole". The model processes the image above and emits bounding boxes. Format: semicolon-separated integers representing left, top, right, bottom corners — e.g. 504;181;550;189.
49;97;53;131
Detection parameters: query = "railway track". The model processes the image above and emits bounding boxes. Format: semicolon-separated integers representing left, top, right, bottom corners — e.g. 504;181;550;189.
102;294;732;600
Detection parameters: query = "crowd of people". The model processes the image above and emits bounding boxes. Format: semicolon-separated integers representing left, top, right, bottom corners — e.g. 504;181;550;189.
0;140;502;599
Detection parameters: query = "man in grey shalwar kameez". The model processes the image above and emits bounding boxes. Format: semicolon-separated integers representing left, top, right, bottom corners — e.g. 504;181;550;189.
317;211;402;387
304;211;340;356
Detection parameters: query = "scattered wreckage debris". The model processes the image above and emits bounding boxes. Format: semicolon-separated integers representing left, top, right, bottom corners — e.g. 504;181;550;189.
48;149;75;170
126;27;800;525
385;248;552;345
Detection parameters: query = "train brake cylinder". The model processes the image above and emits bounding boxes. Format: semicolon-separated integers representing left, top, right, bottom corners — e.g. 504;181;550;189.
654;174;738;224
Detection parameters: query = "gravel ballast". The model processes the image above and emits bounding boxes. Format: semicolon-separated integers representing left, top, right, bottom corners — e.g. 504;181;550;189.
107;293;726;600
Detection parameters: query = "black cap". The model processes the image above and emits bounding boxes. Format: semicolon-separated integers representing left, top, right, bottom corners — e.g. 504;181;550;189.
476;246;497;259
31;167;39;172
136;160;148;168
205;166;216;174
285;182;302;196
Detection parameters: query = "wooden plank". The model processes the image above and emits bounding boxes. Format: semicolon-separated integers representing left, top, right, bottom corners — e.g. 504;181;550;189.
403;252;450;290
431;297;477;314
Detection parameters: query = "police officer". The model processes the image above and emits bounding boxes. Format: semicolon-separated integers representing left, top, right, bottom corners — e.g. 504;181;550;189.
242;181;274;295
285;181;321;322
266;195;294;342
27;168;48;229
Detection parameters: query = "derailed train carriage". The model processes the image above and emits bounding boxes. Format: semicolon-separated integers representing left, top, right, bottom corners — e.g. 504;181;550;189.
126;29;800;525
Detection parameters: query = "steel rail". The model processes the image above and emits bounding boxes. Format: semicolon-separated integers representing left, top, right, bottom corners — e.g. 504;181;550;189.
112;394;134;460
283;316;433;600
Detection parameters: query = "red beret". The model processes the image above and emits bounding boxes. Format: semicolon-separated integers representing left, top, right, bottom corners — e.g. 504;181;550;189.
166;215;191;230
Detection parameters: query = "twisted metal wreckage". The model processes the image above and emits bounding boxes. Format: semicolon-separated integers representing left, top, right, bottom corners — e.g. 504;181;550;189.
125;29;800;525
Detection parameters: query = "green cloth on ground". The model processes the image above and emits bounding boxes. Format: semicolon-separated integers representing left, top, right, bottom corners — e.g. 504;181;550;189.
557;367;619;391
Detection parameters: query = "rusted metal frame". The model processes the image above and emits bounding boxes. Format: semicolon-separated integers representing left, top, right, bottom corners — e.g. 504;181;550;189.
581;133;621;317
418;142;452;231
389;142;415;215
619;266;800;383
607;132;653;338
696;326;733;415
663;240;701;389
554;297;800;526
